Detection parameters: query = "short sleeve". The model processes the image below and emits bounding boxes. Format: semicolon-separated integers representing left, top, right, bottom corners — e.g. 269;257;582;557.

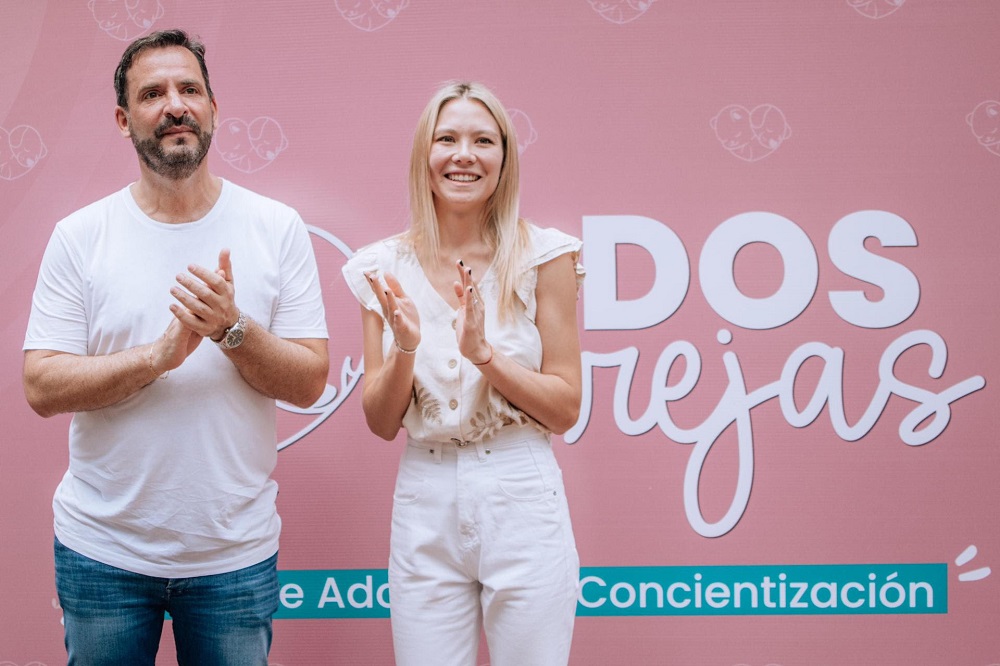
23;223;90;355
514;225;585;321
270;215;329;339
341;241;385;313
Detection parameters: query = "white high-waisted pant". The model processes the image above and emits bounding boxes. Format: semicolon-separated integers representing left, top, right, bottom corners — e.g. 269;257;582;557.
388;425;579;666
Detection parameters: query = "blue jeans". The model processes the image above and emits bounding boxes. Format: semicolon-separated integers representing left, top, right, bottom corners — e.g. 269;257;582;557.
54;537;279;666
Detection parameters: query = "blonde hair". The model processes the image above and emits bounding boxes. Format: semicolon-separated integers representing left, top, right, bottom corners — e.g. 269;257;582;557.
406;81;529;321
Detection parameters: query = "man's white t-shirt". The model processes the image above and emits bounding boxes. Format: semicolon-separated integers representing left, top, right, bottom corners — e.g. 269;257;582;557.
24;179;328;578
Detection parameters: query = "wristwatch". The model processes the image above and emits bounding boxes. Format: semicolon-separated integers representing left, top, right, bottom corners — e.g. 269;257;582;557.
216;311;248;350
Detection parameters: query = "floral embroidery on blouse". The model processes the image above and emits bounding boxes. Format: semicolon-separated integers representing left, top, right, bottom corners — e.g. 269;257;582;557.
413;384;443;425
466;387;538;441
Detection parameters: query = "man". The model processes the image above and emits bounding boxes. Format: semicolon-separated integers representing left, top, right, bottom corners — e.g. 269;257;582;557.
22;29;329;664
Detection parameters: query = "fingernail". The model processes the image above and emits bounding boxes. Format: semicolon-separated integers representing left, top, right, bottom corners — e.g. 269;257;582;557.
459;259;464;266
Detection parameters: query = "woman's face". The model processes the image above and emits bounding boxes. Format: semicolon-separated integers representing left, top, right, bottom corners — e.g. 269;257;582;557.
428;97;504;215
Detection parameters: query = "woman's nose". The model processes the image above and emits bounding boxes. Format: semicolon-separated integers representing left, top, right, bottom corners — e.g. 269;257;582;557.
452;141;475;163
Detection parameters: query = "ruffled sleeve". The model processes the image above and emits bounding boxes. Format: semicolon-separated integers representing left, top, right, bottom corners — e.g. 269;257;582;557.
514;225;585;322
340;241;384;313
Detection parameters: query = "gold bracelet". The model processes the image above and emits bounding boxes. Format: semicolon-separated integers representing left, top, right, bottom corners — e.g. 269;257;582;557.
394;339;417;355
472;343;494;366
147;341;168;380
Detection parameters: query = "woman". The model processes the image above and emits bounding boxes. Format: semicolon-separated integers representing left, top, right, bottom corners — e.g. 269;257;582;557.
342;81;583;666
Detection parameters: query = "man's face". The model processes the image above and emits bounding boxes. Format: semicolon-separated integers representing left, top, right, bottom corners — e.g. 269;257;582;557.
116;45;217;180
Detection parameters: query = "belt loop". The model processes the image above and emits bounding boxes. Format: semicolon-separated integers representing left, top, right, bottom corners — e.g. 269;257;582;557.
432;445;443;463
474;440;488;462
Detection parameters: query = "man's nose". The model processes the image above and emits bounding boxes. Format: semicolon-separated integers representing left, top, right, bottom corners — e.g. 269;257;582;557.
163;89;187;117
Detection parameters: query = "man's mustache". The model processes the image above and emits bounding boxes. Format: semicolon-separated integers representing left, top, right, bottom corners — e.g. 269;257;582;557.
154;116;201;138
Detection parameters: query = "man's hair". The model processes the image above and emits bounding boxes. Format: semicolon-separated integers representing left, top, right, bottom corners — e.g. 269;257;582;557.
114;29;213;109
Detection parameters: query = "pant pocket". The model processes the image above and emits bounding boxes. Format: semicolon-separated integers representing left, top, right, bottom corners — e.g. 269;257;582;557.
492;440;556;501
393;445;430;505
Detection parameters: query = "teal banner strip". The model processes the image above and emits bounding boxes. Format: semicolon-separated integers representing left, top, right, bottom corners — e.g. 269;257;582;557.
575;564;947;616
274;563;947;619
276;568;390;619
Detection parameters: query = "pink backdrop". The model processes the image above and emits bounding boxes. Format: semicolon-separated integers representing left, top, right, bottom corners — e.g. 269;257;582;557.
2;1;999;664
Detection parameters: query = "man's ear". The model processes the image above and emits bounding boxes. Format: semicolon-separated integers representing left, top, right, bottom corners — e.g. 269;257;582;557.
115;106;131;138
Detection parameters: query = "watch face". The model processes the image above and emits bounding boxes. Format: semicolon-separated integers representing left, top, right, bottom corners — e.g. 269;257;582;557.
225;327;245;349
219;313;247;349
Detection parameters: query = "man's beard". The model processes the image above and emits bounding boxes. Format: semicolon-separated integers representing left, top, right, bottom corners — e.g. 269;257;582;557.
131;115;213;180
